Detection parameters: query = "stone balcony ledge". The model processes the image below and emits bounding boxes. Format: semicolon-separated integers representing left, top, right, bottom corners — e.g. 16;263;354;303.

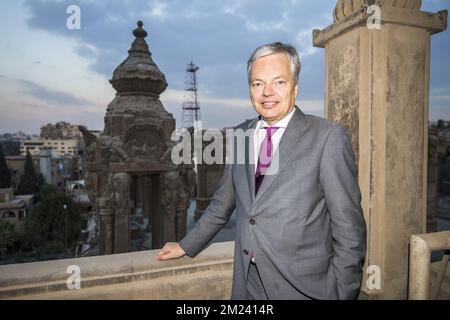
0;242;234;300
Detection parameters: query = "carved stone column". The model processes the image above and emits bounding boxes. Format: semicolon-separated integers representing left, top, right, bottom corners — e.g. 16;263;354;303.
112;172;132;253
313;0;447;299
98;197;114;255
161;171;179;244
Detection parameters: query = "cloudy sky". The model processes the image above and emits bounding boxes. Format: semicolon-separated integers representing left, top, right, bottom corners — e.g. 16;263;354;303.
0;0;449;135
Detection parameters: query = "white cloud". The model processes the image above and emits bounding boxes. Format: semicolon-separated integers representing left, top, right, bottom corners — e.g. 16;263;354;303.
161;89;250;109
431;95;450;101
0;5;114;108
431;86;450;96
296;28;320;57
223;4;289;32
147;0;169;21
161;88;324;116
222;3;242;15
298;99;324;116
0;76;105;134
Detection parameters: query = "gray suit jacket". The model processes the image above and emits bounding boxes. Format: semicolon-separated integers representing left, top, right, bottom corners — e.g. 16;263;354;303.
179;106;367;300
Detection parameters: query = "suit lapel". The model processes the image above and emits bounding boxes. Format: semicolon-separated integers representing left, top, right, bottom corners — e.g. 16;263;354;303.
244;118;258;204
252;106;308;207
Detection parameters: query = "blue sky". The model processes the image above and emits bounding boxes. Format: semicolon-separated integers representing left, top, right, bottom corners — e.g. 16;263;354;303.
0;0;449;134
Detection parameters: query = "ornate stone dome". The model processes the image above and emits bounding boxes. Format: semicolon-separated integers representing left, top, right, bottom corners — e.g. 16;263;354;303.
333;0;422;23
110;21;168;96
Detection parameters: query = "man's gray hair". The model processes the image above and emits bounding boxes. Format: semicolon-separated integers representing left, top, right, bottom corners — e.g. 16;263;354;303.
247;42;301;85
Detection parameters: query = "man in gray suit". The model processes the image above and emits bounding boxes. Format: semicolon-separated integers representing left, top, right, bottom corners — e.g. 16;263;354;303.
158;42;367;300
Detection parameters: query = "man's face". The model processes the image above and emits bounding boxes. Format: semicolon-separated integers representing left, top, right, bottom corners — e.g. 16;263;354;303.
249;53;298;125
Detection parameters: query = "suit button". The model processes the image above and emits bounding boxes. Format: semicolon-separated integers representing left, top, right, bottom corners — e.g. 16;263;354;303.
243;249;249;255
249;219;256;225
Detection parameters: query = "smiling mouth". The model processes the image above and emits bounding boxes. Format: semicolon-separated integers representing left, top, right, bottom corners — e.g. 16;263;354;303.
261;101;279;107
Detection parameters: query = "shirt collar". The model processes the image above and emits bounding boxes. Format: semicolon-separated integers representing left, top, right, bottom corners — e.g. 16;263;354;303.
258;106;296;129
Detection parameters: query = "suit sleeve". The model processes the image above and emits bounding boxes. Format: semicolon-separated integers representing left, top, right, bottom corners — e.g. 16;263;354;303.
179;163;236;258
319;124;367;300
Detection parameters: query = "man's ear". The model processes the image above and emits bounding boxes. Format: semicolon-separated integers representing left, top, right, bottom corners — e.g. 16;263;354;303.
295;84;299;98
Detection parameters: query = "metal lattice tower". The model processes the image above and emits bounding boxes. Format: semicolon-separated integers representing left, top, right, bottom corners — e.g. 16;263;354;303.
181;62;201;130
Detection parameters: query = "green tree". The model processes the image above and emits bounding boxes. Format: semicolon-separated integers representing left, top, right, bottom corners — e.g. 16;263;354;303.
25;185;83;254
0;220;15;258
16;151;39;195
0;144;12;188
0;141;20;156
37;173;46;190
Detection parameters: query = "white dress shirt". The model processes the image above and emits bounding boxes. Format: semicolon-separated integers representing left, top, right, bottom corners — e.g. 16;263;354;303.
253;107;296;172
250;107;296;263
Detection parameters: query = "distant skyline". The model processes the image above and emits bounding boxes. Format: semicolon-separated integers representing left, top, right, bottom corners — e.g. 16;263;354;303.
0;0;449;135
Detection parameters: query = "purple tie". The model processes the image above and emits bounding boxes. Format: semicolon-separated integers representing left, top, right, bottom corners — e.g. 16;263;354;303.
255;126;280;195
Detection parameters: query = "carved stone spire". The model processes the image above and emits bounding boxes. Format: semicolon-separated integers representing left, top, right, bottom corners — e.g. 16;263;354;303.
333;0;422;23
110;21;167;96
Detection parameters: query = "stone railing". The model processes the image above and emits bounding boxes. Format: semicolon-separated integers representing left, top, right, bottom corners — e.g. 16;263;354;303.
409;231;450;299
0;242;234;300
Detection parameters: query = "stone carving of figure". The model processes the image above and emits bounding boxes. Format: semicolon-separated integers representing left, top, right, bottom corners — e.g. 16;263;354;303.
161;171;181;216
79;125;98;162
123;125;168;164
85;143;97;162
131;140;158;159
111;172;133;217
99;136;130;163
178;165;197;208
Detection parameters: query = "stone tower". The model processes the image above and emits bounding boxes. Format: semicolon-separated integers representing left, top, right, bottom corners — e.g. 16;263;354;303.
105;21;173;138
81;21;196;255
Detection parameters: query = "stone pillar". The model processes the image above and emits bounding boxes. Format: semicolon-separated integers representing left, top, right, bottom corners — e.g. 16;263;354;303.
161;171;178;244
112;173;132;253
176;204;187;242
313;0;447;299
98;197;114;255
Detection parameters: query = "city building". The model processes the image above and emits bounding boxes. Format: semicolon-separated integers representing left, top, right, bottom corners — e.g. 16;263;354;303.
40;122;81;140
19;139;78;157
0;189;33;232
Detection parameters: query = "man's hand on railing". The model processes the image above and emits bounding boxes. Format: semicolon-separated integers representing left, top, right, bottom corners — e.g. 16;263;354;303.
157;242;186;261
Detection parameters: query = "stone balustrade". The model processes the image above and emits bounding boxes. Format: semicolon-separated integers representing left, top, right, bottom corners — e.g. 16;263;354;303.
409;231;450;300
0;242;234;300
